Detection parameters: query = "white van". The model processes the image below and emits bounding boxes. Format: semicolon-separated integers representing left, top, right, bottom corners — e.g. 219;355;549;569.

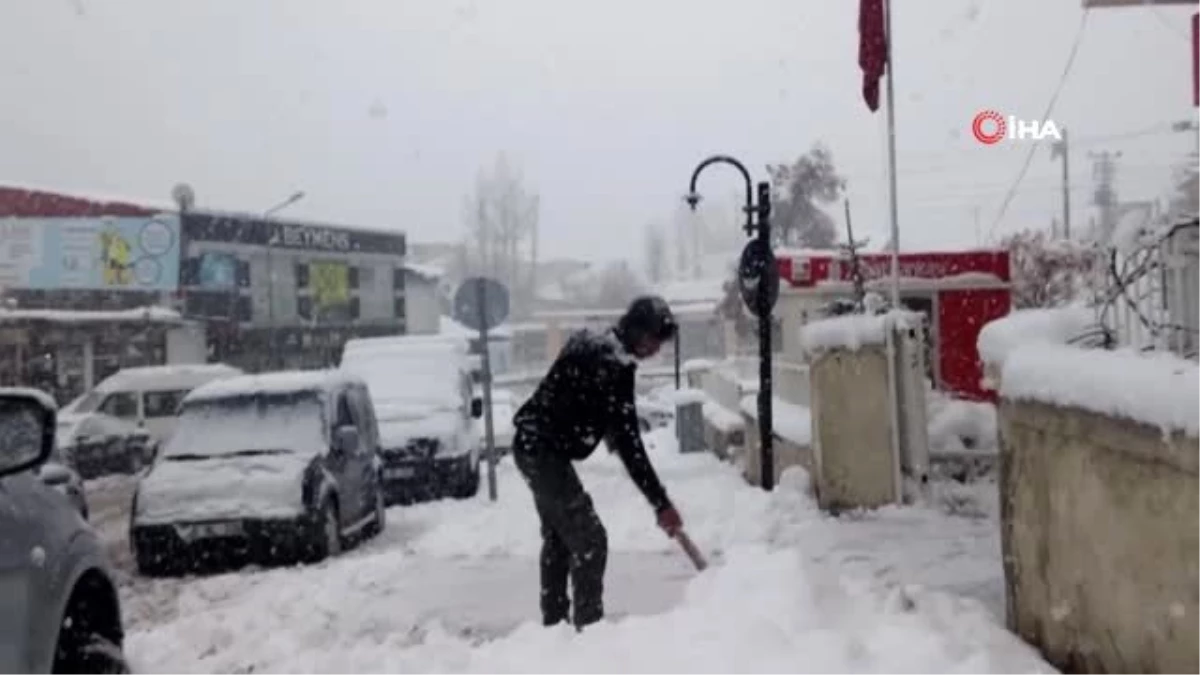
62;363;243;442
340;337;482;503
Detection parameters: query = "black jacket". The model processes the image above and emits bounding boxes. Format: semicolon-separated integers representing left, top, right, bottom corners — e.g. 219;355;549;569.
514;327;672;513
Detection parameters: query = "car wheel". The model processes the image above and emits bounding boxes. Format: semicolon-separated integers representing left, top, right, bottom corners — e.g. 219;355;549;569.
452;457;480;499
52;576;130;674
306;499;342;562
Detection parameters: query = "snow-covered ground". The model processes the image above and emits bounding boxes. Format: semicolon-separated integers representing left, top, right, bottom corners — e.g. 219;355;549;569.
111;429;1050;673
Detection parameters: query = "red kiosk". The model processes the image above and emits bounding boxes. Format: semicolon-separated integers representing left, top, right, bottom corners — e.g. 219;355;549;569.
775;249;1012;401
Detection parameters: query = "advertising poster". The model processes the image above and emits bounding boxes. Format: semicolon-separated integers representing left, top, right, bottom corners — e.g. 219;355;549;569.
0;214;181;291
310;261;349;311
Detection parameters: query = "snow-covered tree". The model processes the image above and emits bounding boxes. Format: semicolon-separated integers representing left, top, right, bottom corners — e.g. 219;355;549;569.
767;144;845;249
643;223;668;285
1000;229;1100;309
462;153;540;318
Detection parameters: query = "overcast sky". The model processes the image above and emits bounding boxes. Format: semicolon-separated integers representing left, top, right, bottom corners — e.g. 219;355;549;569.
1;0;1195;264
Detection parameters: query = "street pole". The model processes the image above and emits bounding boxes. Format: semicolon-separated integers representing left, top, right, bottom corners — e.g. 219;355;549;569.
686;155;775;491
261;191;305;370
476;282;498;502
883;0;901;309
1052;128;1071;239
755;180;775;491
673;330;681;390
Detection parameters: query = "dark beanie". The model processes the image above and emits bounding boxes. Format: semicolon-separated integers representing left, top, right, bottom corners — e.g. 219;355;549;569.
616;295;677;347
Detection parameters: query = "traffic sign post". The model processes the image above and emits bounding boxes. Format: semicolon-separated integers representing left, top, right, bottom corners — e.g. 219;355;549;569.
453;277;510;502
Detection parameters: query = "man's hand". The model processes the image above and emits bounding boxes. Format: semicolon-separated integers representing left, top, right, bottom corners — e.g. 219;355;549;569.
657;506;683;537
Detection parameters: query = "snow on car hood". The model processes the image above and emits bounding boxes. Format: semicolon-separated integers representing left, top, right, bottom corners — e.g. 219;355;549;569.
378;410;460;451
135;453;309;525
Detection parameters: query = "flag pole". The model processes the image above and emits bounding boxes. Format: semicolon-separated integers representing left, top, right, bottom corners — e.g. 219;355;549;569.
883;0;901;309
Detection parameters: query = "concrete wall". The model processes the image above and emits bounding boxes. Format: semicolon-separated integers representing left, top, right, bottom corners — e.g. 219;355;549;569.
809;345;899;511
403;272;441;335
741;409;813;488
999;400;1198;673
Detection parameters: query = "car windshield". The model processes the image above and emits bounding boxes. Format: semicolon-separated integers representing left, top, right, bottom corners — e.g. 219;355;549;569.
342;354;461;413
66;391;103;415
162;393;327;460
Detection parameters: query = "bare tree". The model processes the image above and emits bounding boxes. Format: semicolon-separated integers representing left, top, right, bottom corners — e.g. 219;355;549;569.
767;144;845;249
462;153;540;318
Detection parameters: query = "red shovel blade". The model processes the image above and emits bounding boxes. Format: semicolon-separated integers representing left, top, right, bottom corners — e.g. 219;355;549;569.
674;529;708;571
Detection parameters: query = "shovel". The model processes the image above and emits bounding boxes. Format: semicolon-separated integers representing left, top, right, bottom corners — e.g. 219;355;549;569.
673;529;708;571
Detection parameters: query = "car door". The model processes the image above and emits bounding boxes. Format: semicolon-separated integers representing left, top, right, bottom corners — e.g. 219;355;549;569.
141;388;189;443
328;388;362;524
346;384;379;520
0;473;39;671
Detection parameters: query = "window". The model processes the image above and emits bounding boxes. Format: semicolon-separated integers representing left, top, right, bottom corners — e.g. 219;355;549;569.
393;296;406;319
393;268;406;291
237;296;252;322
143;390;189;418
236;260;251;288
180;258;200;286
348;266;360;290
98;392;137;420
295;263;310;289
297;296;313;320
334;392;355;429
349;297;361;320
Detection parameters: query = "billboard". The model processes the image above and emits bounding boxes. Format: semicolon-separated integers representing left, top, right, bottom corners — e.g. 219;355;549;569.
0;214;181;291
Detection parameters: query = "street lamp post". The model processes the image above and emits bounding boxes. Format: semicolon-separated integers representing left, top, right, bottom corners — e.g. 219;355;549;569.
262;191;305;369
685;156;776;490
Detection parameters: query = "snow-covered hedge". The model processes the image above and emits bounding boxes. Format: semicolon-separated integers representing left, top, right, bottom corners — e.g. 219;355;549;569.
976;306;1095;369
1000;344;1200;437
798;310;921;357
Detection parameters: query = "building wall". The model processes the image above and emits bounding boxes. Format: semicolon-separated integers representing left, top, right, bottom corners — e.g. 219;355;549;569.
404;272;441;335
999;399;1198;673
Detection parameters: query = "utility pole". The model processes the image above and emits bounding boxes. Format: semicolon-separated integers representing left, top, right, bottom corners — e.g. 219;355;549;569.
1051;128;1071;239
841;198;869;311
1090;150;1122;242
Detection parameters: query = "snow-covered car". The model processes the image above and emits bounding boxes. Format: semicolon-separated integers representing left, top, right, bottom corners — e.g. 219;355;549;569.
341;337;483;504
129;370;387;576
62;363;243;445
55;411;153;479
0;388;130;672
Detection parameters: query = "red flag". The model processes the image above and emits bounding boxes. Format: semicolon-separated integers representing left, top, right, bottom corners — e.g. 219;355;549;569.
859;0;888;113
1192;12;1197;107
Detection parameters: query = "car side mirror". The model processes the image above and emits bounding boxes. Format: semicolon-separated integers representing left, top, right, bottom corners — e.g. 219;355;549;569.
333;425;360;455
470;398;483;419
0;392;55;478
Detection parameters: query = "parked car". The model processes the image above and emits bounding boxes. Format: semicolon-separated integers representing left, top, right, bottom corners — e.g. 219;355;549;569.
341;337;483;504
129;370;386;576
61;363;243;445
0;387;130;672
55;412;154;479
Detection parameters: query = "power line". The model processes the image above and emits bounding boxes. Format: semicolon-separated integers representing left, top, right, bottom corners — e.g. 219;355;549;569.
985;8;1092;242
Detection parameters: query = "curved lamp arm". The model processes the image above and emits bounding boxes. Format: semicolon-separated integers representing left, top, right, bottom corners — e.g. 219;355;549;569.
686;155;755;233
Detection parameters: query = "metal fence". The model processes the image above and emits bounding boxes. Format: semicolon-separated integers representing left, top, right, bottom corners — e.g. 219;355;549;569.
1095;218;1199;359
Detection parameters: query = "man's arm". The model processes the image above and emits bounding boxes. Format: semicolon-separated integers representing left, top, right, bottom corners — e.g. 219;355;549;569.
605;364;672;513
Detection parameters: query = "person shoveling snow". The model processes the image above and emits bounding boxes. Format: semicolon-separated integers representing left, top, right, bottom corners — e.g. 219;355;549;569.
512;295;691;631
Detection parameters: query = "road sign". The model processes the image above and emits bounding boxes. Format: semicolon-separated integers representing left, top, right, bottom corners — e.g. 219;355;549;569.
738;239;779;317
453;277;510;331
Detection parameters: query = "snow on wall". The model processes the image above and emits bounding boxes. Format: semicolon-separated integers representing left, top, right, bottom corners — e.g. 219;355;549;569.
741;394;812;447
1000;344;1200;437
798;310;920;356
976;306;1095;368
0;305;182;324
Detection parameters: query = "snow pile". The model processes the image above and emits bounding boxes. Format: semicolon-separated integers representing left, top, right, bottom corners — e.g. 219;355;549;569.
665;387;708;406
127;546;1048;674
702;401;744;434
799;310;921;356
976;306;1095;368
184;369;354;405
926;388;998;455
1001;345;1200;436
682;358;716;373
741;395;812;447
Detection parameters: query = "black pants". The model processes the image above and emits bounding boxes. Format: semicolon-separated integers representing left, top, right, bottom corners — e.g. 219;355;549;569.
512;428;608;629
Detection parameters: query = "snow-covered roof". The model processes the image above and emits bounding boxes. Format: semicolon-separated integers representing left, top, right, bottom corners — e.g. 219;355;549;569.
403;262;444;283
1000;345;1199;437
798;310;922;356
0;306;184;325
0;180;174;212
184;369;361;406
96;363;243;393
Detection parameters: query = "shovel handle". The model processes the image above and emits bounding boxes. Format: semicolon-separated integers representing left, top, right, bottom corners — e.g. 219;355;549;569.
674;529;708;571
